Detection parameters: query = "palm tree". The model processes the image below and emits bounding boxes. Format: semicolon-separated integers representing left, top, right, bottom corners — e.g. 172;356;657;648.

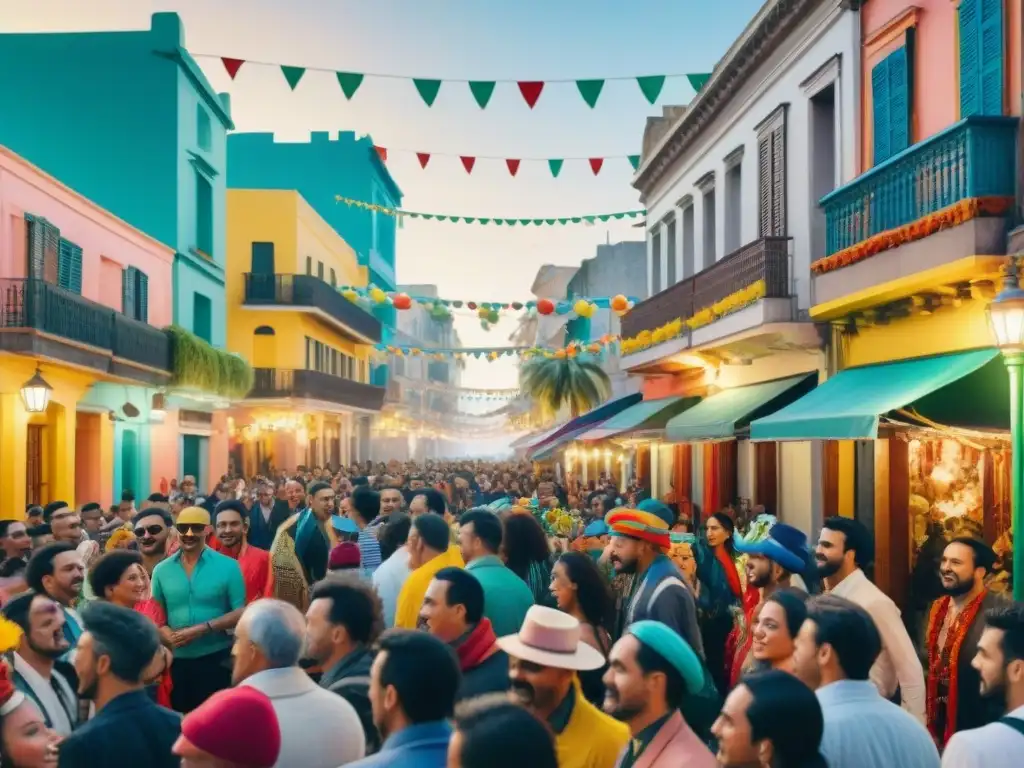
519;356;612;419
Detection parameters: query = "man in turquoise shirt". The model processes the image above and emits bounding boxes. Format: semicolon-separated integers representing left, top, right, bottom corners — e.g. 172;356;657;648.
459;510;534;637
151;506;246;713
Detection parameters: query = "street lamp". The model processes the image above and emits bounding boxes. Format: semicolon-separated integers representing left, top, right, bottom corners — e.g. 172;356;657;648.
987;256;1024;600
19;368;52;414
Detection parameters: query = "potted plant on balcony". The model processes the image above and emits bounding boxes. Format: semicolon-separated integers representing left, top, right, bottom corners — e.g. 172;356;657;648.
519;356;611;419
165;325;255;400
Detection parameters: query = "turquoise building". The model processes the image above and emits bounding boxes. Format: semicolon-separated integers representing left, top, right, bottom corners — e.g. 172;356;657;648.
0;12;234;498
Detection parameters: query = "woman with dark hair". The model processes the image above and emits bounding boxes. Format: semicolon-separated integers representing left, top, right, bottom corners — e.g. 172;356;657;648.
550;552;613;704
747;588;809;678
501;512;553;606
0;655;61;768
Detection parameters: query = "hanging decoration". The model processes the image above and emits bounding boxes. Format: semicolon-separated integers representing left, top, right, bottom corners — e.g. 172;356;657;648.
369;145;642;176
392;379;523;400
202;54;712;109
335;195;644;225
375;336;620;362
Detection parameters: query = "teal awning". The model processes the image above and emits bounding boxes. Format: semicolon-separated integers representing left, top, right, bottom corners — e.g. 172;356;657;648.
665;374;816;442
750;348;1000;441
578;396;701;441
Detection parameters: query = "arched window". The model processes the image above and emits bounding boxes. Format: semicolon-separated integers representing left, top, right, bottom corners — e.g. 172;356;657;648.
254;326;275;336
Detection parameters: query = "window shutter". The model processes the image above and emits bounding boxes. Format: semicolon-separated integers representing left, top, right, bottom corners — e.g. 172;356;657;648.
871;57;892;163
959;0;981;116
25;215;45;280
69;244;83;294
887;46;911;156
979;0;1004;115
137;271;149;323
122;267;137;319
771;124;786;236
758;134;772;236
58;239;72;290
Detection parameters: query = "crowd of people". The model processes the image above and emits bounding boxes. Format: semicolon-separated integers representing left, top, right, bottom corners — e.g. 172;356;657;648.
0;459;1020;767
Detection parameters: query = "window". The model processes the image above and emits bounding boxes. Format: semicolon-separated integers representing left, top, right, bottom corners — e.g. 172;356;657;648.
317;261;325;280
650;230;662;294
681;198;695;278
665;217;677;287
959;0;1004;117
57;238;83;294
757;107;787;237
193;293;212;342
251;242;275;274
121;267;149;322
329;268;337;287
724;146;743;253
871;45;911;164
195;171;213;256
196;105;212;151
306;256;312;275
25;214;60;284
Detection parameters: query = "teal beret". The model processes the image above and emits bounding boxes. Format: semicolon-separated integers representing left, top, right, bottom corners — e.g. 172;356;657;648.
637;499;674;527
628;620;705;693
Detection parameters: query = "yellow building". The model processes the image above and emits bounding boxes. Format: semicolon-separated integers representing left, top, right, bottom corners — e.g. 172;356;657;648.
225;189;385;475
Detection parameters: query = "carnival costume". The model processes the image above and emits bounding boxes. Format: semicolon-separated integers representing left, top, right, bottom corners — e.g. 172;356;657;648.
269;508;335;611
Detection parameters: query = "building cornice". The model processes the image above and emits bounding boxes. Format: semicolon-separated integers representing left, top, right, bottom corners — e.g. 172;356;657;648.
634;0;837;196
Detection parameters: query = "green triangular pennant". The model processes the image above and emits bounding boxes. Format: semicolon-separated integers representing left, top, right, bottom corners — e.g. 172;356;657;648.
532;219;544;226
519;219;531;226
613;213;625;219
494;219;505;226
422;214;434;220
449;217;460;223
575;79;605;108
281;66;306;90
407;212;420;219
548;158;564;178
435;215;447;222
686;73;711;91
557;218;568;225
599;214;611;222
571;217;582;223
478;218;490;225
336;72;364;99
628;154;641;170
544;219;556;226
463;217;475;224
468;81;496;108
584;216;596;223
506;219;518;226
636;75;665;104
413;78;442;106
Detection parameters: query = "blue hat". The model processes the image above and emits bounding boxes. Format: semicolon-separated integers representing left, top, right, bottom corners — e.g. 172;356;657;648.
637;499;675;527
330;515;360;535
583;520;610;537
734;522;807;574
627;620;705;693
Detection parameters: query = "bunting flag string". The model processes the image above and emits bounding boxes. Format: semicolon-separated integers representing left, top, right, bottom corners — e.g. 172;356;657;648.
392;378;522;400
374;337;621;362
335;195;645;226
372;144;641;176
200;54;711;109
340;285;638;316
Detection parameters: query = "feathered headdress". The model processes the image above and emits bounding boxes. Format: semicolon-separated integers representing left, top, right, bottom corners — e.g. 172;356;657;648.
0;617;25;717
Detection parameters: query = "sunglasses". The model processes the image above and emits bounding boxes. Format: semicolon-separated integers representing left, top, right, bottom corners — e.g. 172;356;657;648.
133;524;166;538
176;523;206;535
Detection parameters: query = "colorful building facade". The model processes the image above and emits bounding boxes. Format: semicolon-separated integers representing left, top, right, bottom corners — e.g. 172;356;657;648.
0;12;238;495
0;148;174;515
225;190;385;474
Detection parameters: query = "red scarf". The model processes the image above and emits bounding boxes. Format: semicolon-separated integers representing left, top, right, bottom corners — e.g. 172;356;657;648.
456;618;499;672
716;545;743;599
926;589;987;748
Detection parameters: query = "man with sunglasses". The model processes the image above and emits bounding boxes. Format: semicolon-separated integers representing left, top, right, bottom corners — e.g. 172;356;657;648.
151;506;246;713
132;508;173;576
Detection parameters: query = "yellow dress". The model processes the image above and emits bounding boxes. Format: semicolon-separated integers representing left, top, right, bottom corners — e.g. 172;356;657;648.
394;547;465;629
556;685;631;768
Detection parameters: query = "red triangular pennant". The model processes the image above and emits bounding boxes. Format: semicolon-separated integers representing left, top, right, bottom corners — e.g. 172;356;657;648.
374;146;388;163
506;159;521;177
222;58;245;80
517;81;545;108
416;153;431;169
460;156;476;174
589;158;604;175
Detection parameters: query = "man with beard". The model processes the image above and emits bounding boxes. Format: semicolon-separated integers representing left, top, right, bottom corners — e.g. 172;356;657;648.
213;499;272;604
942;601;1024;766
248;481;290;551
605;508;703;659
132;508;172;575
602;621;715;768
270;481;336;611
25;542;85;649
924;536;1002;747
0;520;32;568
151;506;246;712
815;517;924;721
497;605;628;768
60;601;181;768
2;592;78;735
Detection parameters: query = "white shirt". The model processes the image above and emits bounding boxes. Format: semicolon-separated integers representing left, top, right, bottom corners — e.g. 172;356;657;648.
830;568;926;722
12;653;76;736
941;704;1024;767
372;547;411;627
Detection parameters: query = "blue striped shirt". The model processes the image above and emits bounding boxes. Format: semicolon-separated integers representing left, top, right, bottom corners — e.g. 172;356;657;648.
357;527;382;571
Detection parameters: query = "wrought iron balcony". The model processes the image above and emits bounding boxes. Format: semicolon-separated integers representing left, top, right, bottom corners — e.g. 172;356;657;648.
0;278;171;384
249;367;386;411
621;237;791;339
243;273;383;343
820;116;1018;257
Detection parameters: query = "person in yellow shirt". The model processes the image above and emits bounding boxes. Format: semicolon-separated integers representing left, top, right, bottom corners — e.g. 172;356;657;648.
394;513;464;629
498;605;630;768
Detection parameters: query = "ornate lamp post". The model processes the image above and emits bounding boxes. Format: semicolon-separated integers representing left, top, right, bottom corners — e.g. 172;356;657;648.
987;257;1024;600
19;368;52;414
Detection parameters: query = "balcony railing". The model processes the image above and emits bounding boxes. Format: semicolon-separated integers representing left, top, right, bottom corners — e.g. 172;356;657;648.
0;278;171;374
622;237;790;339
821;116;1018;257
249;367;387;411
243;273;383;343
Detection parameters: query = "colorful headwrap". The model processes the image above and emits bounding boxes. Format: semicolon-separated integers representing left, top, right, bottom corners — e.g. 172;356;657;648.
105;524;136;552
489;496;583;538
605;507;671;551
0;617;24;717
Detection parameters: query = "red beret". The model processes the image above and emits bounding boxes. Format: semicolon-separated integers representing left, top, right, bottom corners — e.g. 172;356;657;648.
329;541;362;570
181;687;281;767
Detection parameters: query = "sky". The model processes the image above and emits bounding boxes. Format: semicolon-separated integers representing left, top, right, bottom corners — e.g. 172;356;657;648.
4;0;764;445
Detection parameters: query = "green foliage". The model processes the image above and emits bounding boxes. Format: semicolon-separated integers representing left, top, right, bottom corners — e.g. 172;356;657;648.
519;357;612;419
165;325;254;399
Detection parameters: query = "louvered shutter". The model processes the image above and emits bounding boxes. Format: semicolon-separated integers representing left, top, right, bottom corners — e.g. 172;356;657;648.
68;244;83;294
758;134;772;236
979;0;1004;115
137;271;149;323
58;239;72;290
887;47;911;156
122;267;137;319
771;125;786;236
871;57;892;163
959;0;981;117
25;215;45;280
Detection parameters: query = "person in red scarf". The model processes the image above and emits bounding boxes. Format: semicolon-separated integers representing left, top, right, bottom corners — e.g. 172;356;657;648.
420;567;508;703
925;536;1002;747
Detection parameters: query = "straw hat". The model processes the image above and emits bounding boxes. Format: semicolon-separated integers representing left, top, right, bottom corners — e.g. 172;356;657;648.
496;606;605;671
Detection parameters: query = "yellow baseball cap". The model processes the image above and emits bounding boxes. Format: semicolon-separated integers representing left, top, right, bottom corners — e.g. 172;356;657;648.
177;507;211;526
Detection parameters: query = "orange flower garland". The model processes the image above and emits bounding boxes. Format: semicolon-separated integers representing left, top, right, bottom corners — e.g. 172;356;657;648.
811;196;1013;276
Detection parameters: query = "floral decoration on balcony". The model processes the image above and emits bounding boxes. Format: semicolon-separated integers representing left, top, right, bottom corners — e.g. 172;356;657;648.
166;325;255;400
620;280;768;356
811;196;1013;276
